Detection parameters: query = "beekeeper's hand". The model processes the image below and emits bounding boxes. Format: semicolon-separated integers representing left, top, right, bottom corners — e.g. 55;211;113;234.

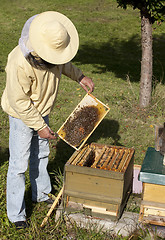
79;75;94;93
38;127;58;140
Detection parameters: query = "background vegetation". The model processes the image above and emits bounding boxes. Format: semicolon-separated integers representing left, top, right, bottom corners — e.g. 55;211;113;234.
0;0;165;239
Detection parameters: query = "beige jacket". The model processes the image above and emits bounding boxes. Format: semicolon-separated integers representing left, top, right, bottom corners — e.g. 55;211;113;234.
1;46;83;131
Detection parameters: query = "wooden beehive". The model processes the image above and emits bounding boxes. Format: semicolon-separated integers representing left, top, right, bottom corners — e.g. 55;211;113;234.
139;147;165;226
63;143;135;220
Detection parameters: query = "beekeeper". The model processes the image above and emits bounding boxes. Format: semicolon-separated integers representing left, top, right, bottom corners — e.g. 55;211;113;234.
1;11;94;229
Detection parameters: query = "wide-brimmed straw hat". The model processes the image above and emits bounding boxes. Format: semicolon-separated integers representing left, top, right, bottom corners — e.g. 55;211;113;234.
29;11;79;64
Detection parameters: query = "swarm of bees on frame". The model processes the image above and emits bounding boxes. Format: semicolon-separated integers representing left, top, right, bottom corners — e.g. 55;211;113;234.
63;106;99;147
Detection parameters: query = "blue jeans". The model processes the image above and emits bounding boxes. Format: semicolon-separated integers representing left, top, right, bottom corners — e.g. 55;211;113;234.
7;116;51;223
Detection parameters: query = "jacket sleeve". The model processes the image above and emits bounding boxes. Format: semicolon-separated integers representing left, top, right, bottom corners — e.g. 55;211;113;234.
6;65;47;131
61;62;83;82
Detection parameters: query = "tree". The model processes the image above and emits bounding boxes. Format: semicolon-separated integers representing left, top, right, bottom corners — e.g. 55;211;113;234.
116;0;165;108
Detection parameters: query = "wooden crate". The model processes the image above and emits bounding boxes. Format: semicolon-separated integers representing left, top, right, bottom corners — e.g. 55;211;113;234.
139;147;165;226
63;143;135;220
139;183;165;226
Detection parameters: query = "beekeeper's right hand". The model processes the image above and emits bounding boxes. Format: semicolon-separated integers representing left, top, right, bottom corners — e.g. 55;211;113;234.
38;127;57;140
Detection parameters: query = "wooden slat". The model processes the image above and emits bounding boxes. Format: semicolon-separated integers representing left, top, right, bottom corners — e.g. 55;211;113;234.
97;147;110;168
83;204;118;216
122;149;135;171
65;164;124;180
65;189;122;204
78;147;93;166
107;149;119;170
141;200;165;209
139;204;165;226
112;149;125;170
118;149;130;171
142;218;165;226
100;148;115;169
68;197;119;212
144;206;165;217
139;205;144;222
41;187;64;227
71;145;89;165
91;146;106;168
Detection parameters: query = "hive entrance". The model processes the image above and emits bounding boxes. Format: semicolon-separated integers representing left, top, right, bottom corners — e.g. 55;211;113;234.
68;143;134;173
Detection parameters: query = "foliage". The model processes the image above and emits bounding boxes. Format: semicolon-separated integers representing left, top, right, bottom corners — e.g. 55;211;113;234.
116;0;165;108
117;0;165;22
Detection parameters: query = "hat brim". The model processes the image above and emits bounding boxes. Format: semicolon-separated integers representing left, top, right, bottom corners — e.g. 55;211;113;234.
29;11;79;64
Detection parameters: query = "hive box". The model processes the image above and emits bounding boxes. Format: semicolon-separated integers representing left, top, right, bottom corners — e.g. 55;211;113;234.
139;147;165;226
63;143;135;220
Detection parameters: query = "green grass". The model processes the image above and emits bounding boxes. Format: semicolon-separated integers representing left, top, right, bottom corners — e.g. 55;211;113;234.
0;0;165;239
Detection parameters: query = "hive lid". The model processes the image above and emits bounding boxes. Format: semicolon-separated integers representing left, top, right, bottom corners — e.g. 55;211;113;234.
139;147;165;185
57;93;110;150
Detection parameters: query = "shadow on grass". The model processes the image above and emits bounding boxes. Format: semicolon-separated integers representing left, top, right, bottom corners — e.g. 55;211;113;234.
49;140;75;171
75;33;165;84
0;147;9;167
88;119;123;146
0;60;5;72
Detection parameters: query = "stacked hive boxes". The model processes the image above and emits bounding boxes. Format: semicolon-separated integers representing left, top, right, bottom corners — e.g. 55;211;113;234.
63;143;135;220
139;147;165;226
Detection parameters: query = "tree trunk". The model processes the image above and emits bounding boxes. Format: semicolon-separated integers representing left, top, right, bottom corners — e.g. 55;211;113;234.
139;10;153;108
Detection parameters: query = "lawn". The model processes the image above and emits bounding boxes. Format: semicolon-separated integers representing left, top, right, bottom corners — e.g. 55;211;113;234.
0;0;165;239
